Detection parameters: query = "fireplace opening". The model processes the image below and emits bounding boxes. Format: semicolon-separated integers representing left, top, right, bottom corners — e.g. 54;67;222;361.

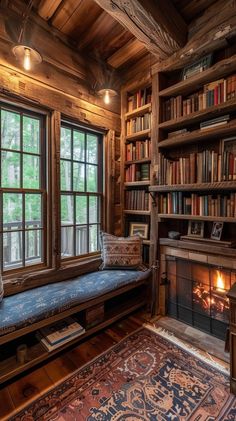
166;257;235;340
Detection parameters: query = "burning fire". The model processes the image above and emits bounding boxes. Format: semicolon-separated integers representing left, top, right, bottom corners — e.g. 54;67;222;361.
216;270;225;291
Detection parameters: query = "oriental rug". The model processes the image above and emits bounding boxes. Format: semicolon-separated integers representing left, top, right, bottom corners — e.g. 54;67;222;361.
10;326;236;420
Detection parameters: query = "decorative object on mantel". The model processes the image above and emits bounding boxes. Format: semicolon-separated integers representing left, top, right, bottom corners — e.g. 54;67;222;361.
11;327;235;420
168;230;180;240
187;220;204;237
211;221;224;240
10;0;42;71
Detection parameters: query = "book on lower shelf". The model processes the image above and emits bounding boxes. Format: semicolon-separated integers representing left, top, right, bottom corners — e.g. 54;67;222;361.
36;317;85;352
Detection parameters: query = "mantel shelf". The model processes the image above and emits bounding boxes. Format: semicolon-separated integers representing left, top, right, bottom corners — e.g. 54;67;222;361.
126;129;151;141
149;181;236;193
158;118;236;148
159;54;236;98
158;214;236;222
125;103;151;119
159;98;236;131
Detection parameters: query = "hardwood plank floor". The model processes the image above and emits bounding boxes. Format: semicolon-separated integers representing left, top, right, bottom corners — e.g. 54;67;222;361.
0;311;229;420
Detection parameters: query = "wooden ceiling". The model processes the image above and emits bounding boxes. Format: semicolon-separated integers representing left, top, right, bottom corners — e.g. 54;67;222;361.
28;0;218;71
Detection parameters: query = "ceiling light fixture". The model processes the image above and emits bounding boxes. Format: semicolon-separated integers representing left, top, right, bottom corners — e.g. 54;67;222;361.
12;0;42;71
98;88;117;105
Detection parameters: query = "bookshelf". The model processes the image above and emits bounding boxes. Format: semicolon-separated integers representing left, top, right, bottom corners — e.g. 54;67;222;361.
121;82;152;264
149;47;236;264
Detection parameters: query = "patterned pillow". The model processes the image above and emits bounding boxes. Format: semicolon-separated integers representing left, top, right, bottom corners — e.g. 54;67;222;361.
0;275;3;302
100;232;143;270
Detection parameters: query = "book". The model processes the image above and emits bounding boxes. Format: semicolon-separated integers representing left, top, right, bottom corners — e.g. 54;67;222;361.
39;317;84;346
36;328;85;352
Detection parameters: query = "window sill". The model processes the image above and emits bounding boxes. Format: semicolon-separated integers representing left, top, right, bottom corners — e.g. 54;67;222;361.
3;254;102;296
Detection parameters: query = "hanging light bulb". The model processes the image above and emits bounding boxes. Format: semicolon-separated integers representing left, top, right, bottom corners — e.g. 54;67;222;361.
23;47;31;71
98;88;117;105
104;89;110;104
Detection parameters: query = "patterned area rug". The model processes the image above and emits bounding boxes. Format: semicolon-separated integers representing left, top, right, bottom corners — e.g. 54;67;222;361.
11;326;236;420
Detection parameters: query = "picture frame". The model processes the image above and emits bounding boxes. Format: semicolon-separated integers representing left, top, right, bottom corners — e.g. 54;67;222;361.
181;54;213;81
129;222;149;239
211;222;224;241
187;220;204;237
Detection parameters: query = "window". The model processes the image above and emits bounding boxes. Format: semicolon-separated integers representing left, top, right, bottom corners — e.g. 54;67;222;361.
60;122;102;258
0;104;46;271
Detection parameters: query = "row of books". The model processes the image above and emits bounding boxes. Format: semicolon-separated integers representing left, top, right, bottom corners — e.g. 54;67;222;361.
125;190;150;211
126;139;150;161
159;193;236;217
125;163;150;182
36;317;85;352
162;74;236;121
156;150;236;185
126;113;151;135
127;88;152;112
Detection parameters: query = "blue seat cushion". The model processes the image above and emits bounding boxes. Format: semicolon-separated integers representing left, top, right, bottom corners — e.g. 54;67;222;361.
0;269;150;336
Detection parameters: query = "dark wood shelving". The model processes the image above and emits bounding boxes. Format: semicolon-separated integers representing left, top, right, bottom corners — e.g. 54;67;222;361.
0;295;147;384
124;209;150;215
159;98;236;131
150;181;236;193
159;54;236;98
159;119;236;148
125;103;151;119
158;214;236;222
125;158;151;165
126;129;151;141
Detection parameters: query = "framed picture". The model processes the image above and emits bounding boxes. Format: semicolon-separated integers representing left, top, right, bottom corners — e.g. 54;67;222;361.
129;222;148;239
211;222;224;241
187;221;204;237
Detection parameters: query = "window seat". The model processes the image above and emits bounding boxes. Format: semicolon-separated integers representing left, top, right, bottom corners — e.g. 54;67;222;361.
0;269;151;339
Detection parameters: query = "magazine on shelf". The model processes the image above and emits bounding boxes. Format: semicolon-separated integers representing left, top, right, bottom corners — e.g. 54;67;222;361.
36;328;85;352
39;317;84;346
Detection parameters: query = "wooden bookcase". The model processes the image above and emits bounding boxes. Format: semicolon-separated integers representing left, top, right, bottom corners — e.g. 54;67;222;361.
149;48;236;312
121;80;152;264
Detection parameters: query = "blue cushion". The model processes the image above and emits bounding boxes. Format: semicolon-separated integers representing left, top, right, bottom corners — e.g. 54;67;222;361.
0;270;150;336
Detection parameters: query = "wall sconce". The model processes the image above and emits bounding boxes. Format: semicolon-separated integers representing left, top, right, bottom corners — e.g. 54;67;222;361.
98;88;117;104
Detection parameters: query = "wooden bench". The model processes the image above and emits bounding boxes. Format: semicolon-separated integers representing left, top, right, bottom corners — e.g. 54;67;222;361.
0;269;151;384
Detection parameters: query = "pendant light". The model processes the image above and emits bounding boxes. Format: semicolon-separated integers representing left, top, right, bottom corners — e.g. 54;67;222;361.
98;88;117;104
12;0;42;71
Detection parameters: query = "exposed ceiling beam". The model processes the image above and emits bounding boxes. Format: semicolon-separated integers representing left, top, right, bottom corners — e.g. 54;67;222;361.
93;0;187;59
107;38;146;69
37;0;63;21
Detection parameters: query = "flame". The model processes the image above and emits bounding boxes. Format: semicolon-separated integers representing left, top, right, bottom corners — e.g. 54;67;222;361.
216;270;225;291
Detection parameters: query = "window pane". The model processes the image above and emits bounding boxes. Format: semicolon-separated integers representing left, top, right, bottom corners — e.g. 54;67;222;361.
75;225;87;255
25;230;42;265
25;194;42;228
1;110;20;150
73;131;85;161
87;134;98;164
61;226;74;257
61;160;71;191
87;164;97;192
89;225;98;252
23;116;40;154
3;231;22;269
76;195;87;224
23;154;40;188
73;162;85;191
3;193;22;231
61;195;74;225
1;151;20;188
89;196;98;224
61;127;71;159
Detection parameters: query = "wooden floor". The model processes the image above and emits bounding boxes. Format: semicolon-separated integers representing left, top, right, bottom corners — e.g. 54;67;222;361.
0;312;230;420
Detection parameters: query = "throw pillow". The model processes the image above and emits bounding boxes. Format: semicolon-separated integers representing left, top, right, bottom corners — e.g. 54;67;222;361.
100;232;143;270
0;275;3;302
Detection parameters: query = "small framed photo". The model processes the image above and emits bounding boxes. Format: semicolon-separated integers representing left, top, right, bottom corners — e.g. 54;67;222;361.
187;221;204;237
211;222;224;241
129;222;148;239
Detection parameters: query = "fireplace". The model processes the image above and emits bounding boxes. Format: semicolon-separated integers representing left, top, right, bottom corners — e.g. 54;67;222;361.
166;257;235;340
